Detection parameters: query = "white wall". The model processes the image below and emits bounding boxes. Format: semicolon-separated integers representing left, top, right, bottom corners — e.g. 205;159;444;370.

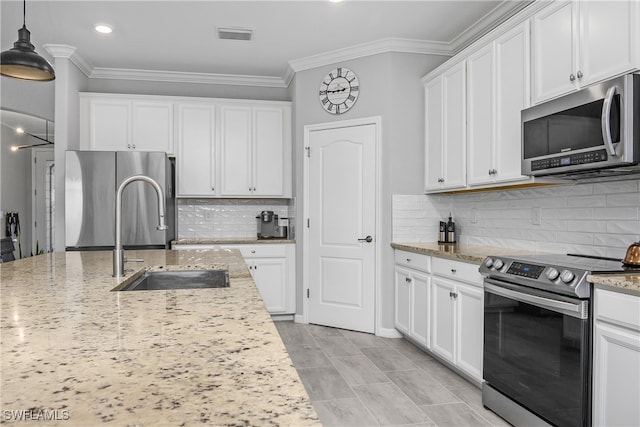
393;178;640;260
292;52;447;332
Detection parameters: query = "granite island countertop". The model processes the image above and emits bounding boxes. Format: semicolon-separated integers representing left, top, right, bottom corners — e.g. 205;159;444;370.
0;249;319;426
172;238;295;246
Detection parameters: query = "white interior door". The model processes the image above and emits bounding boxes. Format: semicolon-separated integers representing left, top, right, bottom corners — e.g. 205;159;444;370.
308;123;376;333
32;148;55;253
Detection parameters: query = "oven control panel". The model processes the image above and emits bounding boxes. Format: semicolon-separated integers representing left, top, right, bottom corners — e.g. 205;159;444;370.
506;262;545;279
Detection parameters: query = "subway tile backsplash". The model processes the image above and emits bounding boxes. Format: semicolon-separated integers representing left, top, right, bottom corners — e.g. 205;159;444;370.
177;199;292;239
393;179;640;259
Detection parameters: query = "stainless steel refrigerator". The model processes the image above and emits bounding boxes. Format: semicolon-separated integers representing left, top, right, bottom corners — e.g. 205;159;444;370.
65;151;175;250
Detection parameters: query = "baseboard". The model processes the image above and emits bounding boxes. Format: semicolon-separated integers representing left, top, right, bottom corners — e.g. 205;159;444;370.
294;314;306;324
376;327;403;338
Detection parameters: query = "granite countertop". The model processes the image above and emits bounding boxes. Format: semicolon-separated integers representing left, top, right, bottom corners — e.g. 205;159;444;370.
392;242;640;295
172;238;296;245
0;249;319;426
391;242;537;264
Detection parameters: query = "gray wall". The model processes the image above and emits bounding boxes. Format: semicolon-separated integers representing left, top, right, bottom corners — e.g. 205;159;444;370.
87;78;290;101
292;52;447;332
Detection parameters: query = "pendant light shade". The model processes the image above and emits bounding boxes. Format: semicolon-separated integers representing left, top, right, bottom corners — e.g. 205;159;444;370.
0;0;55;81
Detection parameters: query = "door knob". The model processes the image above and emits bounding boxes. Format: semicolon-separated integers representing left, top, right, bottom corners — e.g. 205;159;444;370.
358;235;373;243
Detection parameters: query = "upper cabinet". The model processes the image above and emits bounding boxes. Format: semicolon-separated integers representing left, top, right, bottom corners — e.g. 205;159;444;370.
467;22;531;186
532;0;638;104
424;60;467;192
79;94;174;154
80;93;292;199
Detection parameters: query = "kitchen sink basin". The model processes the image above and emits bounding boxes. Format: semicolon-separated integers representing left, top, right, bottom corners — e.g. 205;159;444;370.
115;269;230;291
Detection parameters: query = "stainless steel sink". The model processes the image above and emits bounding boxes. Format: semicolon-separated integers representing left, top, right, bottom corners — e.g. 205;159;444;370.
115;269;230;291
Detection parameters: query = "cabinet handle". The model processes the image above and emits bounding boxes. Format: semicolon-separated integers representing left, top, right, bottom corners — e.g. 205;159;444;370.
449;291;453;298
437;178;444;183
251;250;256;254
452;292;458;299
132;144;136;149
570;73;576;82
576;70;583;79
127;144;131;149
405;277;412;283
451;269;457;274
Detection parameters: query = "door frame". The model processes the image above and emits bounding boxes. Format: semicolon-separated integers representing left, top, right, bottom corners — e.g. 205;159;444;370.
302;116;382;334
31;146;55;254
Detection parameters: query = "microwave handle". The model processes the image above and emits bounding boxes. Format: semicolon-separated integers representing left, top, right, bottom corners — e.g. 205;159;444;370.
601;85;618;157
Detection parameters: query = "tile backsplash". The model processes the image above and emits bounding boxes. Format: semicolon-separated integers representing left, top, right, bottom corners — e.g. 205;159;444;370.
393;179;640;259
177;199;294;239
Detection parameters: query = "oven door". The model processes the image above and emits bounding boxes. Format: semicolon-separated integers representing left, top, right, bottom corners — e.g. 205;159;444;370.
483;279;591;427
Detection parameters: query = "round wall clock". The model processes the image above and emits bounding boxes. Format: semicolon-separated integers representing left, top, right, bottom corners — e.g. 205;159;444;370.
318;67;359;115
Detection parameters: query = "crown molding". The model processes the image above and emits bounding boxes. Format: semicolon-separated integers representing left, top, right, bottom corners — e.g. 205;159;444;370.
43;44;93;77
288;37;452;74
448;0;534;53
89;67;289;88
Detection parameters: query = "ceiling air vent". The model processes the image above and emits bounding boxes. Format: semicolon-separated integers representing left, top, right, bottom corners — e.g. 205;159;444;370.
218;27;253;41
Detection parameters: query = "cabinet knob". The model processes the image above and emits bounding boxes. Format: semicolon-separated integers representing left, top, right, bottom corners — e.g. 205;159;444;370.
570;73;576;82
405;277;411;283
406;258;411;262
437;178;444;183
127;144;131;149
132;144;136;149
251;250;256;254
211;187;215;192
451;269;457;274
576;70;583;79
452;292;458;299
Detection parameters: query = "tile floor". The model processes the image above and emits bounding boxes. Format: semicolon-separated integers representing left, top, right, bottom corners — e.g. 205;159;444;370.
275;321;511;427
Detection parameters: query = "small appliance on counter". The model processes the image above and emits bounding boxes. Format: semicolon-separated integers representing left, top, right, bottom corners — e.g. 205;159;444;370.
256;210;289;239
438;214;456;244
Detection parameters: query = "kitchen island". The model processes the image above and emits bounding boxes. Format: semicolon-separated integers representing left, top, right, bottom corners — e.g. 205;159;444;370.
0;249;319;426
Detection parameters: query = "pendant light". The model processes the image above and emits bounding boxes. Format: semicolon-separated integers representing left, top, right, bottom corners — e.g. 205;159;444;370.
10;121;54;151
0;0;55;81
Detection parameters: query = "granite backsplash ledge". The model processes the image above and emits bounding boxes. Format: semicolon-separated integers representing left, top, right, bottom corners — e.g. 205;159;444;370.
177;198;295;239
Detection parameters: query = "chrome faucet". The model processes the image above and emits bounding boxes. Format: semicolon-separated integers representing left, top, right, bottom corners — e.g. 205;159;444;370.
113;175;168;277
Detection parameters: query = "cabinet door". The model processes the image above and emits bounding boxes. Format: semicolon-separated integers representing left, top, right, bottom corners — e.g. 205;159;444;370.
431;277;456;362
580;0;637;86
89;99;130;150
593;322;640;427
455;282;484;382
252;257;288;313
253;107;284;196
424;77;444;192
442;61;466;190
394;267;412;335
494;22;530;183
176;104;216;197
467;46;494;186
132;101;174;154
411;271;430;348
532;1;578;103
220;106;252;196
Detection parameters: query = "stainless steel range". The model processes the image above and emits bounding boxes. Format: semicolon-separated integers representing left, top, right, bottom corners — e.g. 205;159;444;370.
479;254;628;427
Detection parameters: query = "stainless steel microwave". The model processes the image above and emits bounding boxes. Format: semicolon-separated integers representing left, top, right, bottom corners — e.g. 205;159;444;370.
521;73;640;179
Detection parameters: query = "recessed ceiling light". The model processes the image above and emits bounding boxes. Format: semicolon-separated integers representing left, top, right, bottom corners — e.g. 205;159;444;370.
95;24;113;34
329;0;343;3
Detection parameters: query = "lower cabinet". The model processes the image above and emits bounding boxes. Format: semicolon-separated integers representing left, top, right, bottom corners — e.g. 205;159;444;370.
394;250;484;383
593;287;640;427
173;243;295;315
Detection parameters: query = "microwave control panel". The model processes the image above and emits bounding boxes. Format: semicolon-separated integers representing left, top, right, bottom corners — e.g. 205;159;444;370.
531;149;608;171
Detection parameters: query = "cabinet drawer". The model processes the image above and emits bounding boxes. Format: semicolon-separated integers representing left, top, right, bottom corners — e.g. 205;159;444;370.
432;257;482;286
226;244;289;259
395;250;431;273
595;288;640;332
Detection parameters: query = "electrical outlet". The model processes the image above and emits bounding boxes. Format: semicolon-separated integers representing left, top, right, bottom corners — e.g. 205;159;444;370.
532;207;541;225
471;208;477;224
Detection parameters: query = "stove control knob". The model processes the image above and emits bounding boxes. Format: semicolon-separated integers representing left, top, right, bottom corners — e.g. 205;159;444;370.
546;267;560;281
560;269;575;284
494;259;504;270
484;257;494;268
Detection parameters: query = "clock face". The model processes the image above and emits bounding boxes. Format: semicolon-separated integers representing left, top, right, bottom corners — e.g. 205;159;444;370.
319;67;359;115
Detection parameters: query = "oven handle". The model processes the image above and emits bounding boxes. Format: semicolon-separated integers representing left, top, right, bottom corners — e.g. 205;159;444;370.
484;280;588;319
601;85;619;157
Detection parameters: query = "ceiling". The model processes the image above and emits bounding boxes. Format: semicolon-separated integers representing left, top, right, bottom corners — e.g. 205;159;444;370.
0;0;530;87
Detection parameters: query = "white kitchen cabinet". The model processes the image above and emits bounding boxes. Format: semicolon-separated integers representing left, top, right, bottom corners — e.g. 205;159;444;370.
79;94;175;154
467;22;531;186
430;257;484;382
176;104;216;197
424;60;466;192
394;250;431;348
220;105;289;197
532;0;638;104
593;287;640;427
172;243;295;315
